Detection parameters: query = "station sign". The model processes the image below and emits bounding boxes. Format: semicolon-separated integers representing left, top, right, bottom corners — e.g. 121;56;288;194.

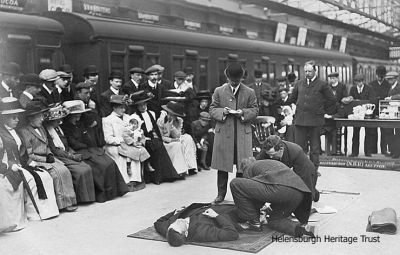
138;12;159;23
184;19;201;30
82;2;111;16
48;0;72;12
220;26;233;35
389;47;400;59
0;0;26;12
246;31;258;39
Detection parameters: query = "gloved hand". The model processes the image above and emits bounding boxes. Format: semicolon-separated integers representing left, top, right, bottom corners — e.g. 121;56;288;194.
46;154;55;163
11;164;21;172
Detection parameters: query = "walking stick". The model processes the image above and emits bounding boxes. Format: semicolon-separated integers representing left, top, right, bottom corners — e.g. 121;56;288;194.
17;166;42;221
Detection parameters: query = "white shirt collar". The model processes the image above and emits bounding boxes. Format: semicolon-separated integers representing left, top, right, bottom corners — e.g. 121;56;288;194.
331;82;339;87
1;81;11;92
23;91;34;100
42;84;52;94
131;79;139;88
230;84;240;94
391;81;398;89
110;86;119;95
56;85;62;94
357;84;364;92
148;80;157;88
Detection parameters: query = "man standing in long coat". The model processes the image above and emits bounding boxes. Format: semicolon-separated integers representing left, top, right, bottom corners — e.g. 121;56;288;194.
209;63;258;204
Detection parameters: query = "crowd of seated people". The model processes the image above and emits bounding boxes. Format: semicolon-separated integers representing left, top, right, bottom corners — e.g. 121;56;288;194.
0;62;215;233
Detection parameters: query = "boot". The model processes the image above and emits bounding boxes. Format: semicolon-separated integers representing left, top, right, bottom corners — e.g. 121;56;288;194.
199;148;210;170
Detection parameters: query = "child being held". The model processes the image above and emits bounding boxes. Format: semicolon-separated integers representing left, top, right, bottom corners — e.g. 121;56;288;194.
277;105;294;135
118;116;150;176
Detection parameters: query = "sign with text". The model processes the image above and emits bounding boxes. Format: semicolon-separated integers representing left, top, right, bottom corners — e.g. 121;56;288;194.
296;27;307;46
389;47;400;59
0;0;26;12
48;0;72;12
138;12;159;23
184;19;201;30
274;23;287;43
83;2;111;16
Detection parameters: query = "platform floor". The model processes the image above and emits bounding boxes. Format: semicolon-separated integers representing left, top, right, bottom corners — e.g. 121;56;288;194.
1;166;399;255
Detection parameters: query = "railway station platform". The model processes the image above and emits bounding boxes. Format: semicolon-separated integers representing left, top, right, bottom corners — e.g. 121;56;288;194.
1;164;399;255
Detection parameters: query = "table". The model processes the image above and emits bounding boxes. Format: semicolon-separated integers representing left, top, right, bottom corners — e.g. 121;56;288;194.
334;118;400;156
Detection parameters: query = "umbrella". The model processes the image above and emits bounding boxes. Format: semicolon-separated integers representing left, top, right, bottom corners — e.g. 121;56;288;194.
17;166;42;221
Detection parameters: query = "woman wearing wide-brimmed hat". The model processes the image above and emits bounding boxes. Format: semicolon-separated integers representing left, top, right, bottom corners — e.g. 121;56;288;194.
157;101;198;175
44;104;96;203
61;100;129;201
130;91;181;184
102;95;144;191
18;100;78;212
0;97;59;231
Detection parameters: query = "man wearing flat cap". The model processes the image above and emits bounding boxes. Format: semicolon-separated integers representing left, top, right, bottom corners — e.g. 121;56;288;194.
191;111;214;170
0;62;21;99
384;71;400;158
154;64;172;90
19;73;42;109
369;66;391;156
122;67;144;95
38;69;61;106
248;70;275;116
83;65;100;104
210;62;258;204
99;70;124;117
288;60;336;170
324;72;348;155
349;73;376;157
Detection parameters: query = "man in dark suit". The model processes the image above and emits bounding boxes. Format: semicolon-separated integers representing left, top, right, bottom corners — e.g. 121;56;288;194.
369;66;391;156
349;74;376;157
230;158;315;237
58;64;75;102
154;64;172;90
141;65;164;118
83;65;100;105
122;67;144;96
0;62;21;99
99;70;124;117
19;73;42;108
324;72;348;155
210;63;258;204
154;203;239;247
289;60;336;169
384;71;400;158
38;69;61;106
248;70;274;116
256;135;319;202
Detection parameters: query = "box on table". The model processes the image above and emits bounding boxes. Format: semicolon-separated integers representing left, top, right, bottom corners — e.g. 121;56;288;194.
379;100;400;119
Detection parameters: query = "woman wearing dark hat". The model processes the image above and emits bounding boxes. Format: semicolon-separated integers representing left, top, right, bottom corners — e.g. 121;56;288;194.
157;101;198;175
0;97;59;232
103;95;144;191
61;100;129;202
18;100;78;212
131;91;181;184
44;105;96;203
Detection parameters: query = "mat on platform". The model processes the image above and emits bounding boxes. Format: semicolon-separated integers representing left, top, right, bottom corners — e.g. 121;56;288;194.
320;155;400;171
127;225;283;253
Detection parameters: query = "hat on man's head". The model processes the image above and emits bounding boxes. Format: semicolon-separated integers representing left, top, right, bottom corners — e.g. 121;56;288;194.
129;67;144;74
0;97;25;115
199;111;211;121
83;65;98;76
224;63;245;82
327;72;339;78
20;73;42;88
44;104;69;121
145;65;160;75
108;70;123;80
195;90;212;100
130;90;153;105
57;71;71;78
75;81;91;91
62;100;91;114
161;101;186;117
386;71;399;79
1;62;22;76
174;71;187;79
262;135;282;151
287;73;297;82
153;64;165;72
353;74;365;81
254;70;263;79
24;100;49;116
58;64;73;74
376;66;387;76
39;69;59;82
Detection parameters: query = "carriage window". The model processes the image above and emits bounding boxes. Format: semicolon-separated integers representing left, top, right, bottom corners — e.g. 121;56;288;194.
218;58;228;86
199;58;208;90
37;48;58;72
283;64;288;77
261;61;269;81
269;63;276;82
146;54;159;67
254;61;261;71
129;51;143;69
110;53;125;77
321;66;327;81
172;56;184;73
338;66;343;81
185;55;197;74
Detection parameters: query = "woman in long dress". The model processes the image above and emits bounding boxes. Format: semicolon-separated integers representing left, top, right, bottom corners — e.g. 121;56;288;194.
0;97;58;233
157;101;198;175
61;100;129;202
18;100;77;212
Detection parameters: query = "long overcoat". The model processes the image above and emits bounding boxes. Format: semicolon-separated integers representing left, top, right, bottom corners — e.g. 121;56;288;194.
209;83;258;173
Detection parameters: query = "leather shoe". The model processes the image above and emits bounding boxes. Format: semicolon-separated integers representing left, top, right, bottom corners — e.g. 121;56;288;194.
213;195;224;204
63;205;78;212
313;189;320;202
238;219;262;232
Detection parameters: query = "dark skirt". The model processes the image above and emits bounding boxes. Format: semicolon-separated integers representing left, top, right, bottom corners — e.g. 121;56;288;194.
78;147;129;202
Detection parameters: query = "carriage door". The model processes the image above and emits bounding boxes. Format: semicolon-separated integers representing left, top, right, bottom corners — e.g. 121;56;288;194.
3;34;33;73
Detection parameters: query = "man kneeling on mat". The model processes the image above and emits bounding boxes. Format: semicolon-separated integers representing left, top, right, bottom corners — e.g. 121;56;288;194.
230;157;315;237
154;203;240;247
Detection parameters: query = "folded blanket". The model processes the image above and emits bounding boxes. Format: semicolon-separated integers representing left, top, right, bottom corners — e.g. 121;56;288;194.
366;208;397;235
